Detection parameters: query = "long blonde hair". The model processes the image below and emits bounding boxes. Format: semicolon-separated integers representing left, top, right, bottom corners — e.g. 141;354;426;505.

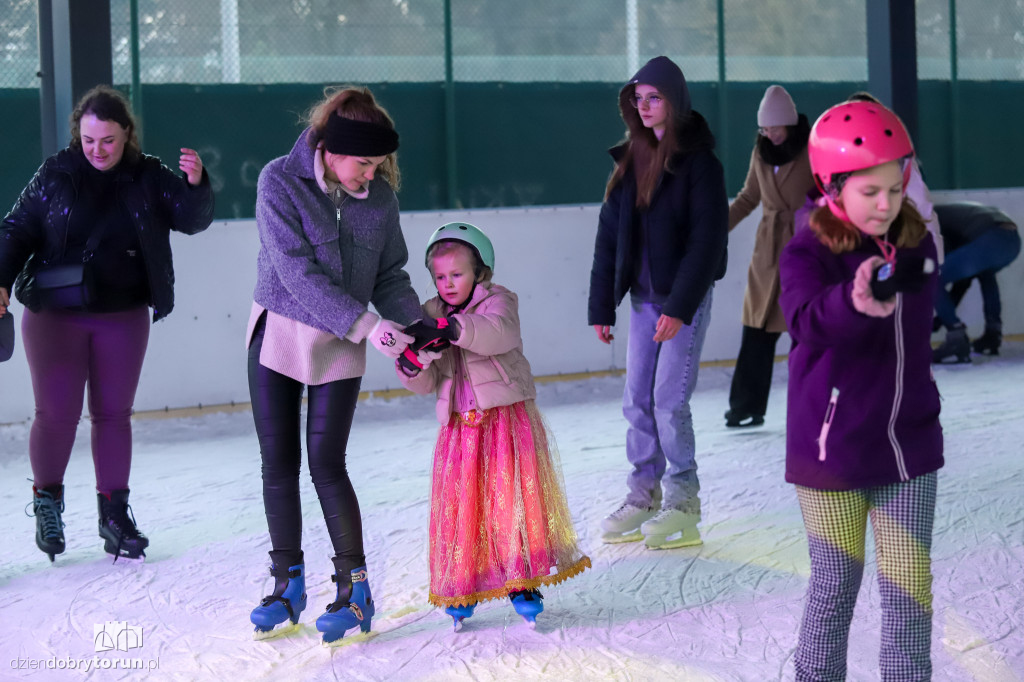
306;86;401;191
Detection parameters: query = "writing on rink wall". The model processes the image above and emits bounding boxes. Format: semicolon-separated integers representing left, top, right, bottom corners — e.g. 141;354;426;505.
1;192;1021;423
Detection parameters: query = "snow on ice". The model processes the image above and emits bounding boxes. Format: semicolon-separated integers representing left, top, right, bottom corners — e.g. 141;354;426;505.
1;345;1022;681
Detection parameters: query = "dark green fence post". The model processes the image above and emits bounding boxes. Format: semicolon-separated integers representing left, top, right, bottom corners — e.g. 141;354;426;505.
130;0;143;145
716;0;728;173
948;0;960;188
443;0;459;208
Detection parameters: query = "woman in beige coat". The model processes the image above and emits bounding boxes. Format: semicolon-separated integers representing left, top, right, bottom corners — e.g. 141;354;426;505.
724;85;816;427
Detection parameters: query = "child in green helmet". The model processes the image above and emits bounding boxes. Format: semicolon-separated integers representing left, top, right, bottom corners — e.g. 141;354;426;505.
396;221;590;631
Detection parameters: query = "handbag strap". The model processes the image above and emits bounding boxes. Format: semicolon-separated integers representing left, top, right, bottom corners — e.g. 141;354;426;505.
63;168;122;263
80;217;113;263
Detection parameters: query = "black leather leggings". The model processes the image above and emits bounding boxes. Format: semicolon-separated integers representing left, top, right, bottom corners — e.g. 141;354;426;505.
248;313;365;572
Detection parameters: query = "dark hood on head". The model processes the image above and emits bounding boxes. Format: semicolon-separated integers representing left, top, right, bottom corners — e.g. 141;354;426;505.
618;55;692;126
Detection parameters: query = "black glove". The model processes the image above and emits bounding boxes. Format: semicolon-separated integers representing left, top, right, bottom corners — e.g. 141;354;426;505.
870;256;935;301
396;317;457;374
402;317;458;352
397;348;442;375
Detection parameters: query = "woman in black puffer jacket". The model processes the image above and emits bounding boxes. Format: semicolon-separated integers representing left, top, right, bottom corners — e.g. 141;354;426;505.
588;56;728;549
0;85;214;563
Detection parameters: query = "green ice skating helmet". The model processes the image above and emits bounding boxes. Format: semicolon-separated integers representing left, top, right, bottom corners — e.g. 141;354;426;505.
425;222;495;272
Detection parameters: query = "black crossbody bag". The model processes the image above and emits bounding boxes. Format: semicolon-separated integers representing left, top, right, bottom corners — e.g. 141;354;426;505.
34;225;107;310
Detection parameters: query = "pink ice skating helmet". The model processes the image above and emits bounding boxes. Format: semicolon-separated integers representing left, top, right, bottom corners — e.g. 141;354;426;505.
808;100;914;222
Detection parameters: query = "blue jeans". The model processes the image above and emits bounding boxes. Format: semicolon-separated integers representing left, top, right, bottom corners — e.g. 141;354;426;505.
934;227;1021;328
622;291;712;513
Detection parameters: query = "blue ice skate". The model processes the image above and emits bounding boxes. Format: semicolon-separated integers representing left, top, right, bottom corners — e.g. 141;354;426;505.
316;565;375;645
444;602;476;632
509;589;543;628
251;552;306;640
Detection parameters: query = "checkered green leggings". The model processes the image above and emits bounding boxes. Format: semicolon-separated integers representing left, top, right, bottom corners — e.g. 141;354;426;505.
794;472;937;681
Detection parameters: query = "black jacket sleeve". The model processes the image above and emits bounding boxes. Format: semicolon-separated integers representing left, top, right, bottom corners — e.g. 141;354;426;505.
663;151;728;324
0;160;51;289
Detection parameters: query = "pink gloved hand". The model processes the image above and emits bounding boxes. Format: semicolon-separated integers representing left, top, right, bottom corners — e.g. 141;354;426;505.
370;318;413;359
852;256;897;318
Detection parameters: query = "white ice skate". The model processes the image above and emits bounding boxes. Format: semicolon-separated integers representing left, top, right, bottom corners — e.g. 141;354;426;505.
640;509;702;549
600;502;659;544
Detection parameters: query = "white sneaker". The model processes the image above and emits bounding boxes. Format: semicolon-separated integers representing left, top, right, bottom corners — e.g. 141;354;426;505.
600;502;659;544
640;509;702;549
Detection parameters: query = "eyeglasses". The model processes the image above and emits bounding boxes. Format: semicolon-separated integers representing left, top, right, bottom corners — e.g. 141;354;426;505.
631;94;664;109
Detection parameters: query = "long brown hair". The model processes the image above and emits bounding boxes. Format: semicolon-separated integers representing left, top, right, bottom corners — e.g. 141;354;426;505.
810;199;928;253
306;85;401;191
605;84;684;209
69;85;141;158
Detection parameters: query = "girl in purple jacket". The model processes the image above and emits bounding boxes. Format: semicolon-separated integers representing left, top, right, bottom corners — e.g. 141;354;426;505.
778;101;943;681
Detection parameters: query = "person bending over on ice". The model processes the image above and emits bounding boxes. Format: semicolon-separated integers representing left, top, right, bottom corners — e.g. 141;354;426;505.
931;201;1020;362
779;100;944;681
396;222;590;631
246;86;421;644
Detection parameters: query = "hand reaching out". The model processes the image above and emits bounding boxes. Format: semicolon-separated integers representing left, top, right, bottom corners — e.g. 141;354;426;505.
179;148;204;186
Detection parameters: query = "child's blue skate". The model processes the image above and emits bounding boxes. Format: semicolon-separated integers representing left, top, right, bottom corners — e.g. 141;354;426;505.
316;566;375;646
251;552;306;640
509;589;543;628
444;602;476;632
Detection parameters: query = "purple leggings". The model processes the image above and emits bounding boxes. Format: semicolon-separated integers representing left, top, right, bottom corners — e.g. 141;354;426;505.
22;307;150;493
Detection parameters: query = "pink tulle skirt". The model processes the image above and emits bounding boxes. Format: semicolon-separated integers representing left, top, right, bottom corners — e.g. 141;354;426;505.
427;400;590;608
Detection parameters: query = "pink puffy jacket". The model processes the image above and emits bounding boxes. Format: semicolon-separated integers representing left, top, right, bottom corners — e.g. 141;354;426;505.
397;282;536;424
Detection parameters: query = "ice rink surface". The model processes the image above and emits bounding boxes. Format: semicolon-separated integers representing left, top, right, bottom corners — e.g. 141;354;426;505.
1;343;1022;681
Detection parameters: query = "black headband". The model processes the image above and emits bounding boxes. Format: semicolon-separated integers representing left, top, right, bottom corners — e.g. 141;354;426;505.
323;112;399;156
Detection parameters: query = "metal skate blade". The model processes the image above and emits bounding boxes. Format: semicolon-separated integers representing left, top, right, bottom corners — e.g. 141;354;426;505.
643;532;703;550
252;621;300;641
321;629;376;648
107;552;146;564
600;530;643;544
452;617;464;632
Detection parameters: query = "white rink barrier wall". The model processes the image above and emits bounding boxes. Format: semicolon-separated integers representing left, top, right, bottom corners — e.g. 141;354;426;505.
1;189;1022;423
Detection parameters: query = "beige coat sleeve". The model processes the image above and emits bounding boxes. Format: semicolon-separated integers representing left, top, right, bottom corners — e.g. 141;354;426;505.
728;148;762;231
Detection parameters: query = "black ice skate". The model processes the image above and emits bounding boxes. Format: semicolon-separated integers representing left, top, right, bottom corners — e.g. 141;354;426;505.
933;324;972;364
973;325;1002;356
97;489;149;562
28;485;66;562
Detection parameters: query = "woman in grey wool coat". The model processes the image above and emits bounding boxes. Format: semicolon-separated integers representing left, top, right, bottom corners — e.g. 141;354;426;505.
245;86;422;645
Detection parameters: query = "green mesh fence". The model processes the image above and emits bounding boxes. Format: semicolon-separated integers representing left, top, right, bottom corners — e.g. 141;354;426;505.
3;1;1022;87
1;0;39;88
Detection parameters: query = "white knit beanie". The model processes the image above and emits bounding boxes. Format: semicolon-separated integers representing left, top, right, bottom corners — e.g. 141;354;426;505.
757;85;798;127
